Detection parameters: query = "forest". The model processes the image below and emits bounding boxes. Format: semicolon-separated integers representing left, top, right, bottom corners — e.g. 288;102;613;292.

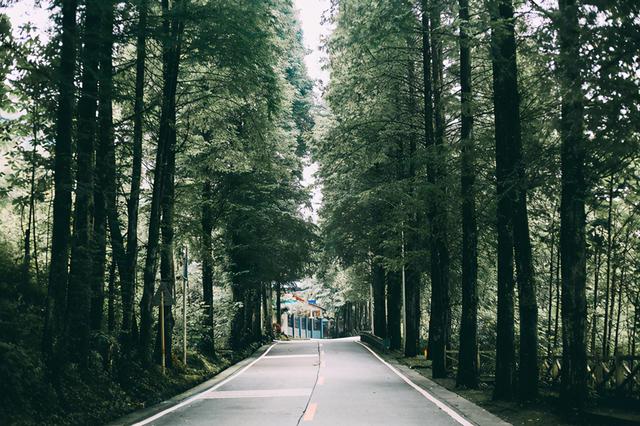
1;0;316;423
314;0;640;413
0;0;639;425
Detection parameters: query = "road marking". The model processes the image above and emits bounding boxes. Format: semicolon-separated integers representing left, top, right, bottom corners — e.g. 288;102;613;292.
302;403;317;421
317;376;325;385
132;343;277;426
357;342;474;426
264;354;317;359
201;388;311;399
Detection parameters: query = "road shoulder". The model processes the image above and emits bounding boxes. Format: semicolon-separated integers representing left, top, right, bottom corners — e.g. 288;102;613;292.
359;341;511;426
107;343;275;426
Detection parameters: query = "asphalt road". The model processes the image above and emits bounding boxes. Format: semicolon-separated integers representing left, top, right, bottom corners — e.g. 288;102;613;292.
135;337;470;426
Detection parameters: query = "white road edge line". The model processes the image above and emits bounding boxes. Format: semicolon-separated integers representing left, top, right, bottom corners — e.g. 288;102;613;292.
132;343;277;426
357;342;474;426
264;354;317;359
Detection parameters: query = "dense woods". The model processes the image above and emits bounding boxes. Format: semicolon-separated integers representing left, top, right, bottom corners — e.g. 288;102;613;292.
1;0;315;423
1;0;640;424
315;0;640;410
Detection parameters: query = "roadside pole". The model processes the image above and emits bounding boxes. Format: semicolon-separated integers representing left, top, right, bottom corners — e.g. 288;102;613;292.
153;280;173;374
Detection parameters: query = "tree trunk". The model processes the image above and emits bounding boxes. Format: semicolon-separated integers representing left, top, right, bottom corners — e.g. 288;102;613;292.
558;0;588;408
489;0;518;399
591;244;601;355
372;258;387;339
613;231;630;354
42;0;77;370
139;0;183;364
423;0;451;378
547;217;556;358
230;284;245;351
405;143;420;352
91;0;115;333
606;260;617;356
613;266;624;354
553;246;561;352
262;283;271;337
456;0;479;389
402;33;421;358
201;179;215;356
158;121;176;369
23;125;38;286
387;269;402;351
108;259;116;334
276;282;282;326
632;295;639;356
66;0;101;364
118;0;148;345
602;176;614;357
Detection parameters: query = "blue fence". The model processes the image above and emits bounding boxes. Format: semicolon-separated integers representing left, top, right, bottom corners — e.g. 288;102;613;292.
287;314;328;339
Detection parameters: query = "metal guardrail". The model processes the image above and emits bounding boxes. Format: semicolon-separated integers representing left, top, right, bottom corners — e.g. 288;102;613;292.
360;332;390;351
445;349;640;397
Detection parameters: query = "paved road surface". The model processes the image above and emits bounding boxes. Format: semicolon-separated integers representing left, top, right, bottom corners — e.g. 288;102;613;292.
135;338;472;426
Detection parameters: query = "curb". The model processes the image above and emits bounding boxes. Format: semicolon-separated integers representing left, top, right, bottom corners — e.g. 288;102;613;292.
360;342;511;426
107;343;274;426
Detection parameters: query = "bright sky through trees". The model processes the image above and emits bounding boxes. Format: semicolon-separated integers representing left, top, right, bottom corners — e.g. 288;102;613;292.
295;0;332;221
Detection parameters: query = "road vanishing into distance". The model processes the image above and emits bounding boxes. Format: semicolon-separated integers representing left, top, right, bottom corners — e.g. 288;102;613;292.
129;337;485;426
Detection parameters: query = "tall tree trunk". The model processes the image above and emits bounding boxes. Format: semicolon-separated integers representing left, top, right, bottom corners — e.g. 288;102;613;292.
200;179;215;356
553;246;561;352
386;268;402;351
547;216;556;358
66;0;101;364
24;119;39;285
276;282;282;326
30;139;40;281
489;0;518;399
512;115;539;398
606;260;617;355
632;295;639;356
372;257;387;339
423;0;451;378
456;0;479;389
139;0;183;364
405;30;422;357
42;0;77;370
489;0;538;399
119;0;148;344
262;283;271;337
91;0;115;333
602;176;614;357
108;259;116;334
613;266;624;354
230;284;245;351
558;0;588;408
612;231;629;354
591;244;601;355
158;123;176;369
